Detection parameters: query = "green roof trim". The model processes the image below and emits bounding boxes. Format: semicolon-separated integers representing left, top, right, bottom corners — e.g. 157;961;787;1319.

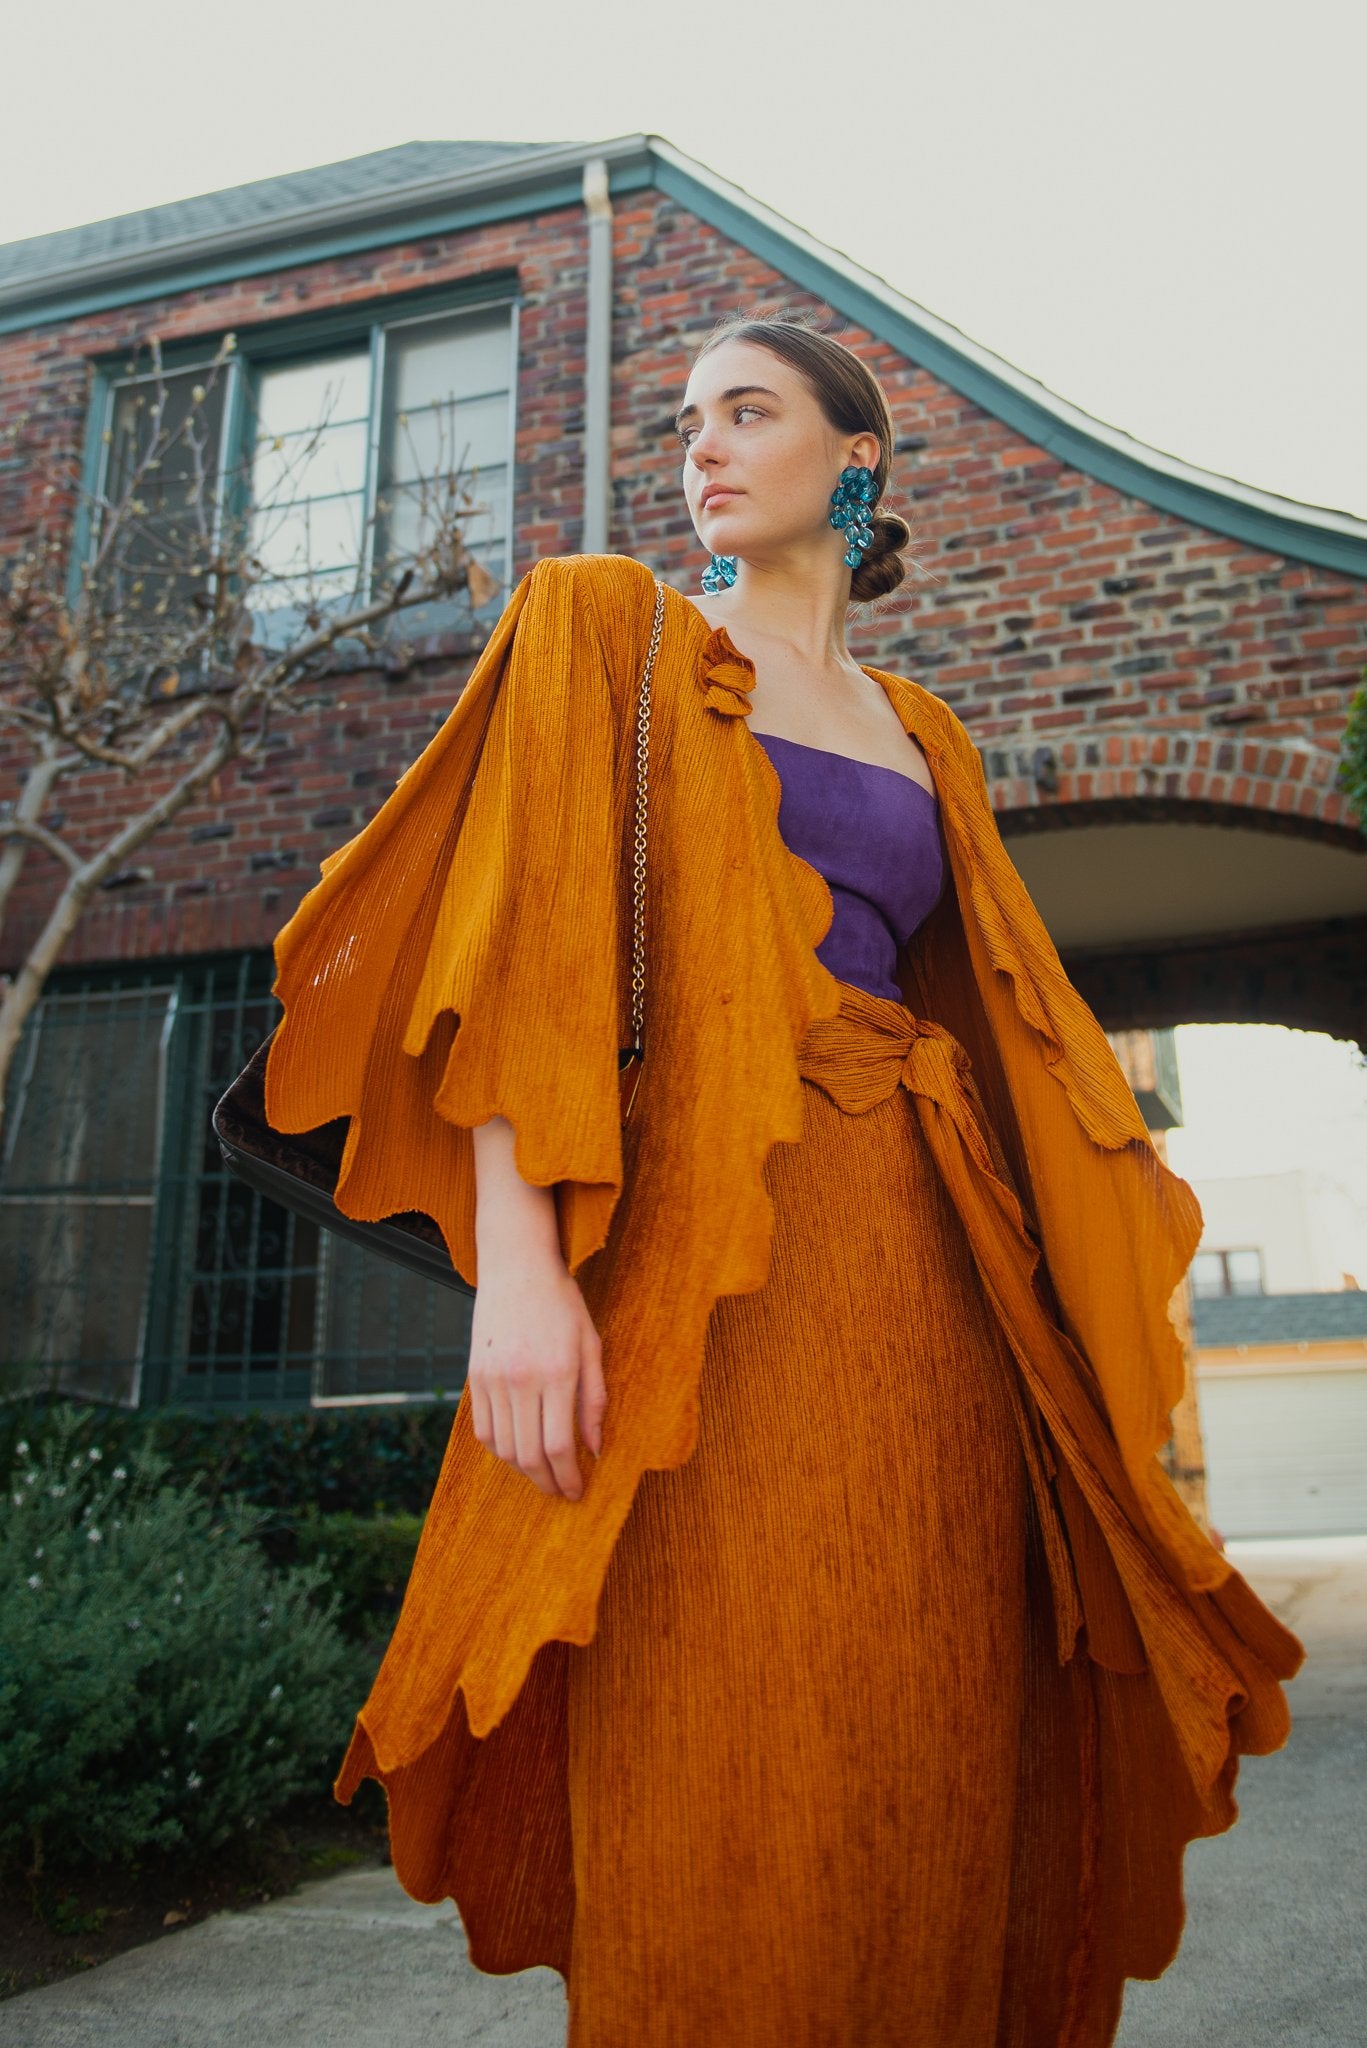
646;146;1367;583
2;132;1363;581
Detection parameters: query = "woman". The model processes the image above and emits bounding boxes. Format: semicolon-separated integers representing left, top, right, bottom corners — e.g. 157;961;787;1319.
266;314;1304;2046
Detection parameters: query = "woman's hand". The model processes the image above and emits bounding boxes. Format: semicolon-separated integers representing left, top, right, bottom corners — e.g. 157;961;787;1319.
467;1257;606;1500
469;1114;606;1501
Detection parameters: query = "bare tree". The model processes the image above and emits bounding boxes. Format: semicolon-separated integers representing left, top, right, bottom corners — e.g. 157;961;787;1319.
0;331;499;1134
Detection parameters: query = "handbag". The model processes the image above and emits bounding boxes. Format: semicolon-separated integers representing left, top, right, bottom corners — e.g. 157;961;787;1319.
211;577;667;1299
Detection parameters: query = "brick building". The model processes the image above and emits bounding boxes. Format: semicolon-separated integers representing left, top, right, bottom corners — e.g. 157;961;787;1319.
2;135;1365;1413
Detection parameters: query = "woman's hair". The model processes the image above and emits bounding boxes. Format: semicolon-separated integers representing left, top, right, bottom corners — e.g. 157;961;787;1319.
691;310;916;604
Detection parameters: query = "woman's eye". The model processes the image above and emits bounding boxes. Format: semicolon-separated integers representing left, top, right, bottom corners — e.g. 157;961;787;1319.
679;403;766;450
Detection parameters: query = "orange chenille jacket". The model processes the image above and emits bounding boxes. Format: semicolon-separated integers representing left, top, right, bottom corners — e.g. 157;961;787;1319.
264;552;1301;1965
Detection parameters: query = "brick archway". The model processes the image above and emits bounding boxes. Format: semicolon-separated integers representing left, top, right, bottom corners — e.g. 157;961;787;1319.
981;737;1367;1045
983;729;1360;844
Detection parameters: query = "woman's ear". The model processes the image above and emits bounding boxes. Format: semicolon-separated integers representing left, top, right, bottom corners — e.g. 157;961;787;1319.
849;431;882;474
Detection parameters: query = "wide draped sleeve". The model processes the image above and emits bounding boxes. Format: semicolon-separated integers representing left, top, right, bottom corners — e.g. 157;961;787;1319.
265;554;636;1288
892;687;1229;1592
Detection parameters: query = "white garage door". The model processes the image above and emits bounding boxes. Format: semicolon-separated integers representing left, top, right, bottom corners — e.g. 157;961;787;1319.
1197;1367;1367;1538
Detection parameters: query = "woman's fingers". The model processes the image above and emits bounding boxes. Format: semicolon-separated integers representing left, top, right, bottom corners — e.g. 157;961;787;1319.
509;1377;559;1496
577;1327;607;1458
467;1374;493;1452
541;1372;585;1500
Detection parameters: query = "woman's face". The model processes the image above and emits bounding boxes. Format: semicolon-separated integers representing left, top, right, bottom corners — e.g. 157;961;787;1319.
675;338;881;571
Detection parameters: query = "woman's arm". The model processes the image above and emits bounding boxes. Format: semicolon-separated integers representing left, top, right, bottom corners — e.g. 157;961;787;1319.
468;1115;607;1502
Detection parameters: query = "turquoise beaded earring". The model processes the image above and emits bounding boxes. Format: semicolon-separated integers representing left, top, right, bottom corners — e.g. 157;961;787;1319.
701;553;737;596
829;464;879;570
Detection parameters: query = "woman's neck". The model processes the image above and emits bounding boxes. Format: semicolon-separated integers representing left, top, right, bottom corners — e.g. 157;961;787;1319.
703;547;857;674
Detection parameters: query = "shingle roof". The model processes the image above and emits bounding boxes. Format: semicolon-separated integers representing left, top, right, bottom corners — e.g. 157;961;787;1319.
0;141;566;292
1194;1291;1367;1348
0;133;1362;579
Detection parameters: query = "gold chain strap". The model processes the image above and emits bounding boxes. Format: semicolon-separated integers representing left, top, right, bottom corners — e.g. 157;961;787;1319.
627;580;665;1056
617;579;665;1126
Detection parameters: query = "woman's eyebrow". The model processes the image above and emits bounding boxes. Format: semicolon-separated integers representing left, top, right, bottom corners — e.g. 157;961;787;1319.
673;385;782;432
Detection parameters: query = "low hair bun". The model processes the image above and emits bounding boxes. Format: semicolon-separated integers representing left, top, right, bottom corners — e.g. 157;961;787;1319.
849;510;914;605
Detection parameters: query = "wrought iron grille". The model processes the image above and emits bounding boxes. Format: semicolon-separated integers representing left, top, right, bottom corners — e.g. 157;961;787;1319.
0;952;471;1412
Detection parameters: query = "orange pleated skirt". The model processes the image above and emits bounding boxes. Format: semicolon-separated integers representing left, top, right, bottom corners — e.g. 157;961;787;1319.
562;980;1120;2046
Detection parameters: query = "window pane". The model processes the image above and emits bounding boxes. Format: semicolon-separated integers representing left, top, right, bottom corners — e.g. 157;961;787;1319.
252;354;370;439
250;491;369;581
248;349;371;639
1225;1249;1264;1296
381;469;506;575
3;986;169;1194
251;416;369;506
98;366;229;630
0;1201;152;1403
376;307;512;602
387;308;510;413
1190;1251;1226;1299
0;984;171;1404
318;1235;470;1400
387;390;508;484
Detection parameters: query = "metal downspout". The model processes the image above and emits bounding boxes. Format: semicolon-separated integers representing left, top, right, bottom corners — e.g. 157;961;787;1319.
581;158;614;554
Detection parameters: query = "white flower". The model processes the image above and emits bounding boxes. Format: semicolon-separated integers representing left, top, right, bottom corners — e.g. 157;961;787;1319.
33;1546;43;1558
69;1456;82;1471
87;1527;102;1544
15;1441;28;1457
87;1447;102;1463
113;1467;127;1481
175;1570;185;1584
49;1484;65;1499
27;1574;41;1590
23;1472;36;1487
264;1737;277;1748
268;1683;282;1700
127;1615;142;1630
10;1495;20;1508
186;1720;197;1734
172;1592;183;1605
186;1771;203;1790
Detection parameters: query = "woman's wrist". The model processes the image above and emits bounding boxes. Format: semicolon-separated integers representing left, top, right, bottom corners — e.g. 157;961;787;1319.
472;1115;567;1276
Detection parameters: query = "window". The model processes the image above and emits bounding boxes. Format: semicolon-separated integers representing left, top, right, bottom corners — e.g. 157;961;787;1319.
1190;1248;1265;1299
89;292;516;650
1;982;173;1406
0;957;473;1412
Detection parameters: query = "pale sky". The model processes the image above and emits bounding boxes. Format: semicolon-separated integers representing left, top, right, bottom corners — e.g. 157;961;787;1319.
3;0;1364;1211
3;0;1363;520
1168;1027;1367;1280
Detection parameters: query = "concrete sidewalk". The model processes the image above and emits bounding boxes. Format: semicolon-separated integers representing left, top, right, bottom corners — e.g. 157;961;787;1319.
6;1537;1364;2048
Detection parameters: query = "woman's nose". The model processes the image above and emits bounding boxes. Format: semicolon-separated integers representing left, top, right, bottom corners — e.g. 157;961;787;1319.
687;422;722;466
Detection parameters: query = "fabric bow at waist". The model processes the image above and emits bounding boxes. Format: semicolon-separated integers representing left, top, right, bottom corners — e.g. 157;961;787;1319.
797;980;1231;1706
797;986;998;1181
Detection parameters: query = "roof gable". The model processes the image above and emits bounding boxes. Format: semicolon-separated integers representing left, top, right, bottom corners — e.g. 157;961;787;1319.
0;133;1363;579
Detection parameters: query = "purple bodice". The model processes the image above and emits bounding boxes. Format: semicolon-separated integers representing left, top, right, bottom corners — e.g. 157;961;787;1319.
751;731;946;1004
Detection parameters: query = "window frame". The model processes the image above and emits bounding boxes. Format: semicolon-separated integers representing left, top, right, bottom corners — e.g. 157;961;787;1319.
72;276;521;629
1191;1246;1267;1299
0;952;473;1414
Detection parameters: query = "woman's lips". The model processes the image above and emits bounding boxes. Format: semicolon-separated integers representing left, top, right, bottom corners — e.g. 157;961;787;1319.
702;488;742;509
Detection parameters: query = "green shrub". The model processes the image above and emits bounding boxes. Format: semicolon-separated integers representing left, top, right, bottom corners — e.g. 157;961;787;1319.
0;1396;455;1526
293;1512;423;1640
0;1411;360;1879
1338;675;1367;831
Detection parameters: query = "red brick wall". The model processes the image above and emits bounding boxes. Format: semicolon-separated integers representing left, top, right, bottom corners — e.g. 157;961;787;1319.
2;187;1364;979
